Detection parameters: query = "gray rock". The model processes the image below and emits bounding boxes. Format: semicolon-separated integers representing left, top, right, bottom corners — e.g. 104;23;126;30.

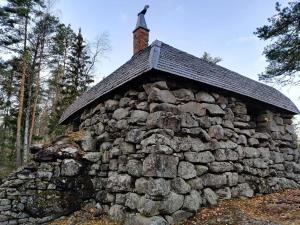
171;210;193;224
126;214;168;225
137;101;149;111
214;149;227;161
148;88;177;104
178;161;197;179
107;173;132;192
196;92;215;103
81;131;96;152
225;172;239;186
195;165;209;176
126;129;146;144
125;193;140;210
187;177;204;190
173;89;195;102
141;133;176;149
143;145;173;155
216;187;232;200
178;102;206;116
127;160;143;177
61;159;81;176
253;132;269;140
160;192;184;214
171;177;191;194
183;190;201;212
238;135;248;145
180;113;199;128
209;162;234;172
150;103;179;114
191;138;213;152
60;147;79;158
120;142;135;154
234;121;250;128
135;178;148;194
116;194;126;204
201;103;225;116
204;188;218;206
244;147;260;158
184;151;215;163
109;147;121;158
231;183;254;197
146;178;171;197
151;81;169;90
271;151;284;163
218;140;237;149
82;152;102;162
137;196;160;216
226;149;239;161
130;110;149;123
113;108;130;120
146;112;181;132
119;97;131;107
143;154;178;178
208;125;224;140
248;138;259;146
253;158;268;169
116;119;128;129
105;99;119;111
202;173;227;188
109;204;126;221
0;199;10;206
223;120;234;129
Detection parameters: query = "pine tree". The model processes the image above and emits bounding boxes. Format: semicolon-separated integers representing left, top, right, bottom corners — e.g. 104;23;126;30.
62;28;93;106
255;1;300;85
0;0;46;166
0;57;20;162
47;24;75;136
201;52;222;64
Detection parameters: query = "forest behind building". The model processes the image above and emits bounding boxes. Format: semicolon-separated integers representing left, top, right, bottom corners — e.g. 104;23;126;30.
0;0;110;176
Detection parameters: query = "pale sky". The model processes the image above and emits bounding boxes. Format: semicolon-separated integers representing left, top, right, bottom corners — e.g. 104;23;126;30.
53;0;299;118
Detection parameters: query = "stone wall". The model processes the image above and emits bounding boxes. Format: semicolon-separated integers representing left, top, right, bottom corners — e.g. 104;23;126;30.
0;138;95;225
0;78;299;225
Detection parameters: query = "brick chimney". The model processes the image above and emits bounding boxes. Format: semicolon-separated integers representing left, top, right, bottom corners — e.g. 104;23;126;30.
133;5;150;54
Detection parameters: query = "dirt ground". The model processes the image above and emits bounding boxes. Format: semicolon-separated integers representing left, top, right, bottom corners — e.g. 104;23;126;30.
184;189;300;225
50;189;300;225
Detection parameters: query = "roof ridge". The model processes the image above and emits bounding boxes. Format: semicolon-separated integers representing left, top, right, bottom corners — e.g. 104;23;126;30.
149;40;162;69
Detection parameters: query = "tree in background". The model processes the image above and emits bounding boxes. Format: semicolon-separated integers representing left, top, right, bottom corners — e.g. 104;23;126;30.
0;0;110;168
47;24;75;136
62;28;93;105
0;0;46;166
255;1;300;85
201;51;222;64
0;57;20;160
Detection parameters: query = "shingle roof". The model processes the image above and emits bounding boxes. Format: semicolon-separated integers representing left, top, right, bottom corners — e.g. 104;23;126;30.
59;40;299;124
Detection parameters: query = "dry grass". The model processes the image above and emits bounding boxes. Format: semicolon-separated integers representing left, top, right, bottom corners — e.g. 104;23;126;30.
184;189;300;225
67;130;88;142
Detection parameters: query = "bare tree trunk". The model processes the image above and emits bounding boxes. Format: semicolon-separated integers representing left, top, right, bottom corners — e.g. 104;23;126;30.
29;40;44;146
16;16;29;167
23;31;41;163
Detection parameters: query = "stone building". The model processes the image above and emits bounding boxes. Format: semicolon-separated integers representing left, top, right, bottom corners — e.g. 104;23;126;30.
0;6;299;225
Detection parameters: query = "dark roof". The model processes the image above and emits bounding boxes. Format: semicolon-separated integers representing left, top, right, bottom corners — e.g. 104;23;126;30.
59;40;299;124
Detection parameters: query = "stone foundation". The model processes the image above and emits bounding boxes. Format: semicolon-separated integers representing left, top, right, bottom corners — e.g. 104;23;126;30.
0;79;299;225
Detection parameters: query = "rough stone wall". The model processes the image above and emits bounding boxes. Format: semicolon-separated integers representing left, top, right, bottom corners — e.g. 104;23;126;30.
77;79;300;224
0;79;299;225
0;138;94;225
